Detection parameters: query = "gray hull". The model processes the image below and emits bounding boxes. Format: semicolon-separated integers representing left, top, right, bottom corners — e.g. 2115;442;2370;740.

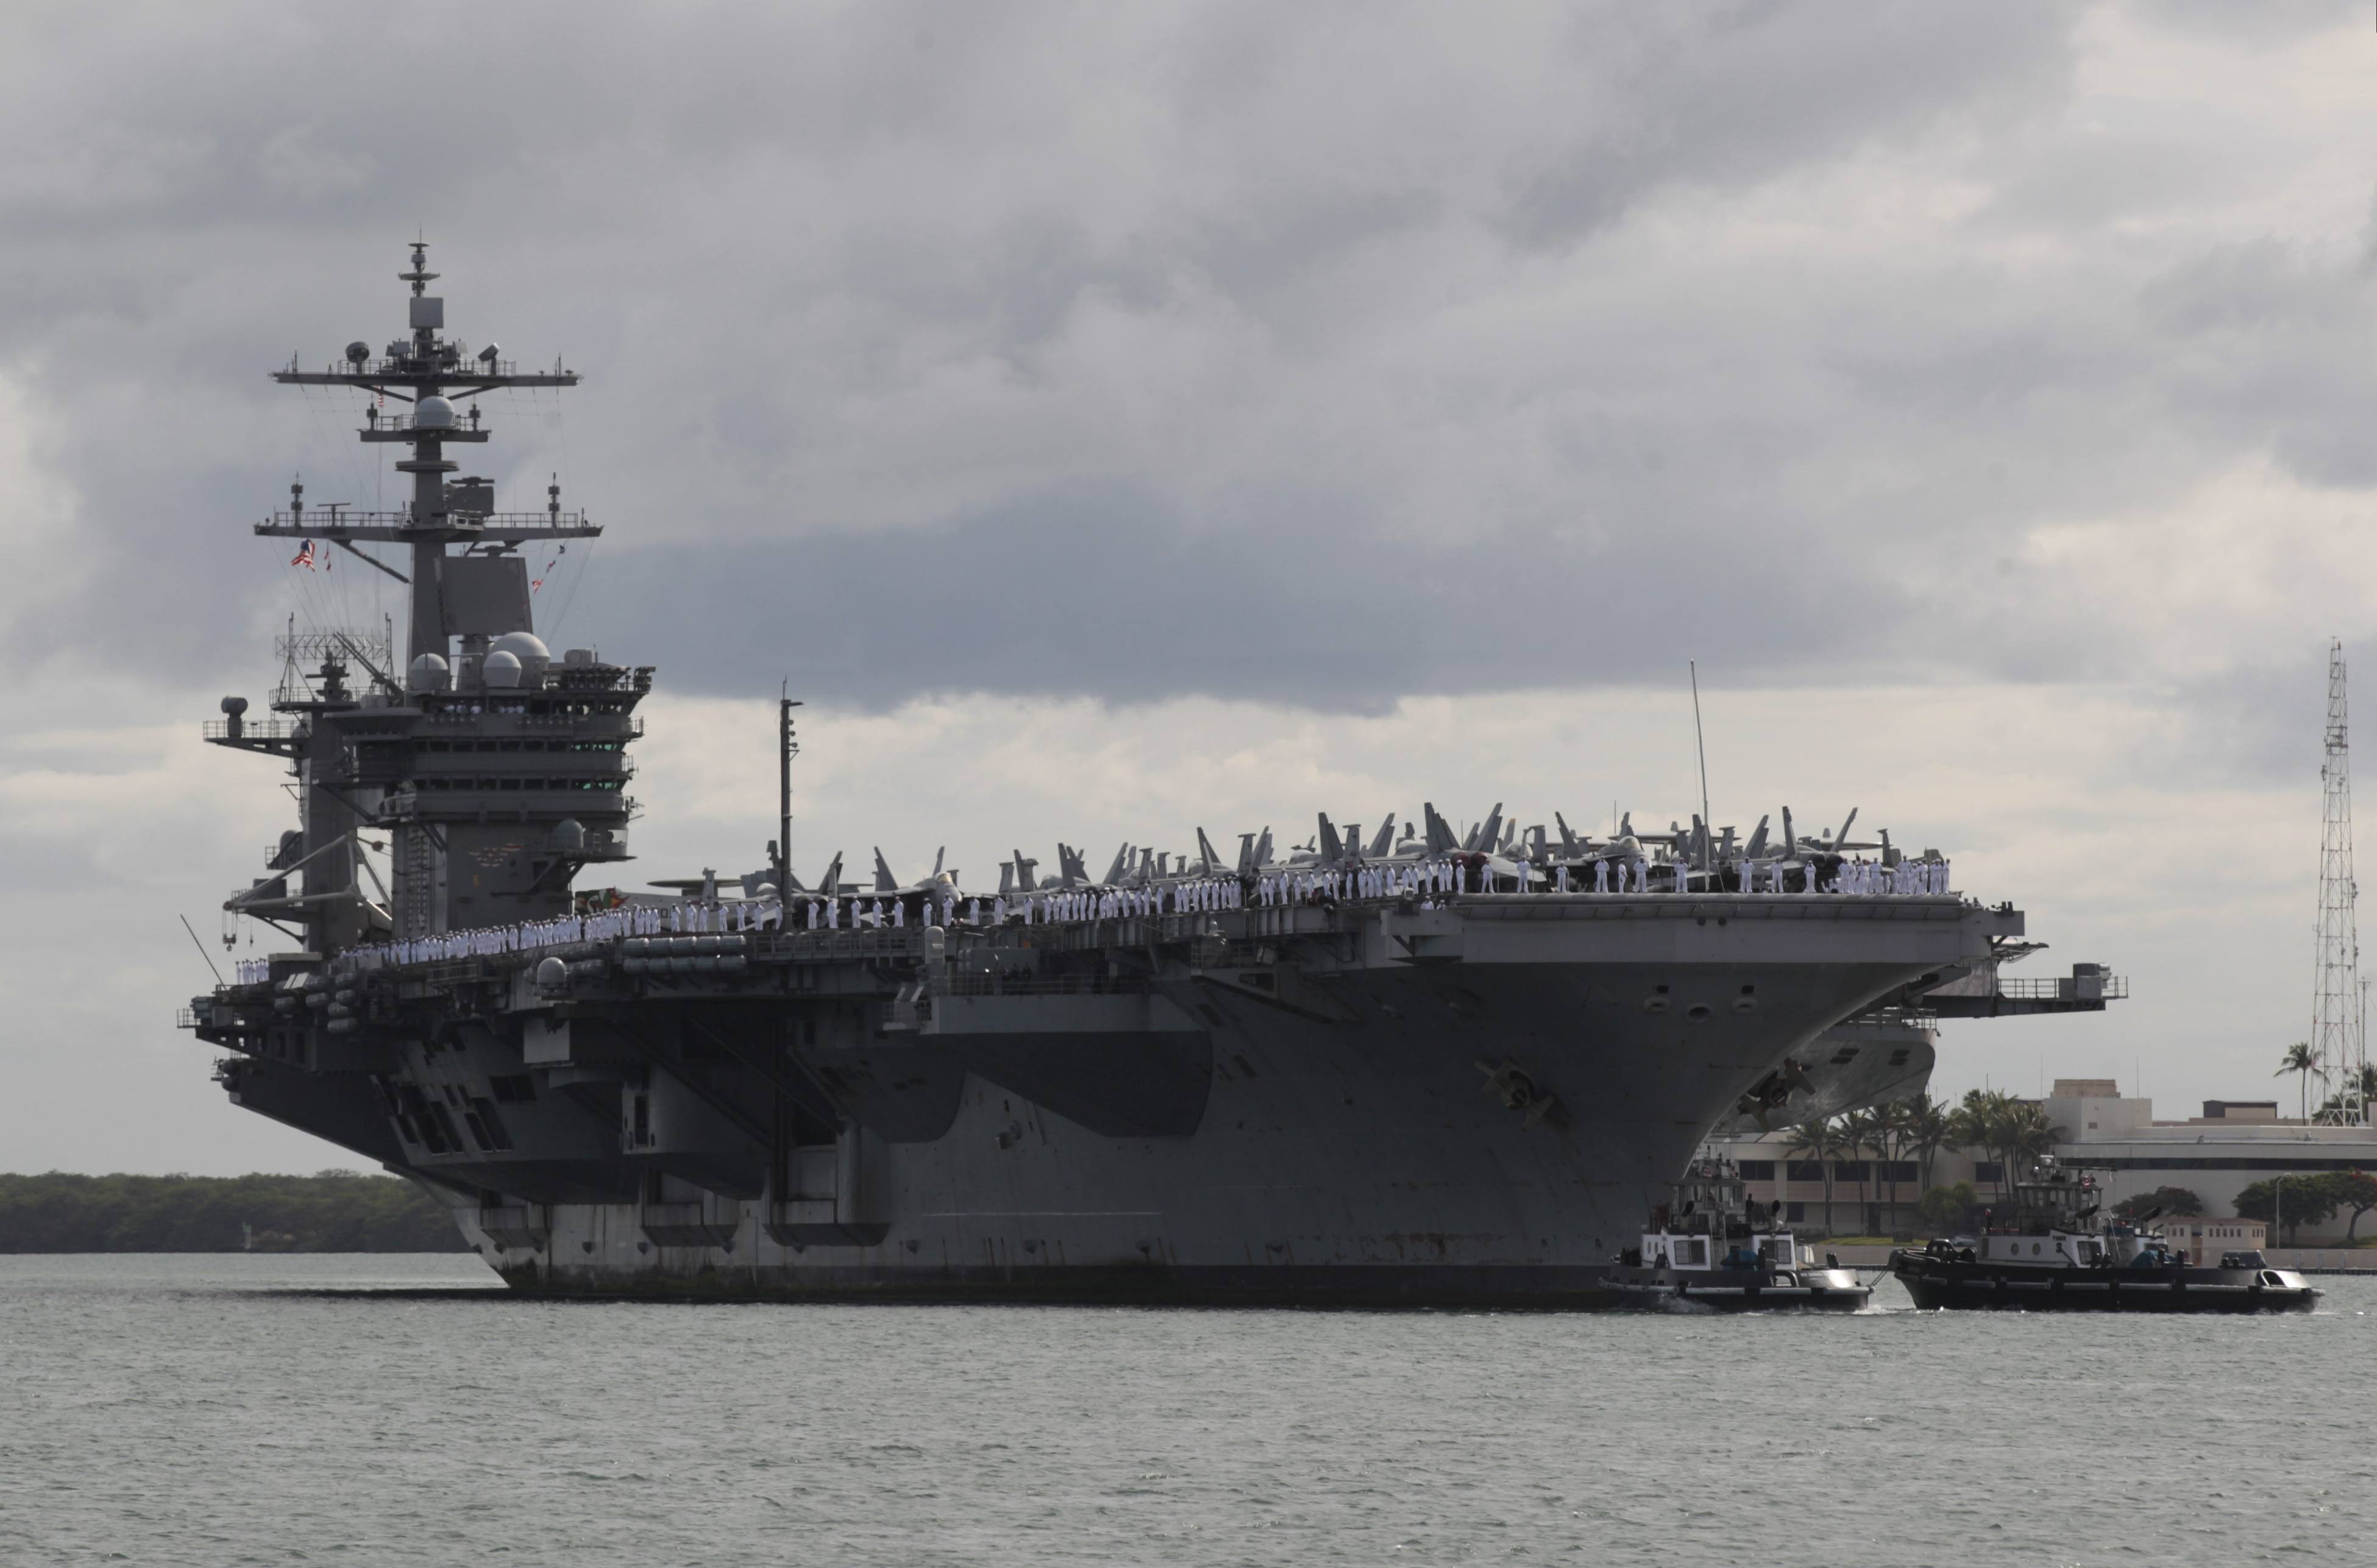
243;893;2020;1304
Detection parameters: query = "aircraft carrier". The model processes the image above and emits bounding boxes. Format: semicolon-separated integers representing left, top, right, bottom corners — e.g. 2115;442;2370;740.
182;247;2119;1303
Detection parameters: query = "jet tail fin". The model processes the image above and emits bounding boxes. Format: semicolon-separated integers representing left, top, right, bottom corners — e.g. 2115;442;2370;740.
1366;814;1396;859
872;848;898;893
1196;828;1222;876
1317;813;1343;865
1423;803;1458;855
1554;812;1581;855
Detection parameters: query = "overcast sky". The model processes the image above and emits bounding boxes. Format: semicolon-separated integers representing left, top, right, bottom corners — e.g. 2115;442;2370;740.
4;1;2375;1173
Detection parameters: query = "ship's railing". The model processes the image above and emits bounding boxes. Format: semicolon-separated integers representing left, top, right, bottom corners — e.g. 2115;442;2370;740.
289;355;539;380
930;973;1151;998
175;1007;198;1029
361;411;491;434
1997;976;2128;1002
257;509;594;534
756;928;922;962
202;718;296;742
414;711;644;734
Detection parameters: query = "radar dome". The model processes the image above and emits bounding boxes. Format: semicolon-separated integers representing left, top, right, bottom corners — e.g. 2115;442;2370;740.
345;341;370;365
535;956;567;992
551;819;586;852
415;396;458;430
219;695;248;715
481;649;523;687
407;652;450;692
489;631;549;664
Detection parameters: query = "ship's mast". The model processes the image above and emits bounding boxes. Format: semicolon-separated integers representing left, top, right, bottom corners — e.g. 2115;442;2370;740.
213;244;641;951
261;241;597;673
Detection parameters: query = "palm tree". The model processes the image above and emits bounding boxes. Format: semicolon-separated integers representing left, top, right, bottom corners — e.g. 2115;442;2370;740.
2001;1100;2061;1181
1949;1089;2012;1199
1902;1093;1956;1194
1873;1099;1917;1234
1838;1106;1881;1235
1787;1118;1842;1237
2278;1041;2322;1122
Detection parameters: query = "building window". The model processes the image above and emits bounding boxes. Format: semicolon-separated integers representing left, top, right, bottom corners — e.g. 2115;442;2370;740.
1786;1204;1805;1222
1881;1162;1918;1183
1833;1160;1869;1181
1972;1162;2005;1184
1786;1162;1825;1182
1737;1161;1776;1181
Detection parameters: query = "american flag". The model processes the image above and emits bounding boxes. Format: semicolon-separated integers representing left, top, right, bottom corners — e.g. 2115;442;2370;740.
291;539;316;569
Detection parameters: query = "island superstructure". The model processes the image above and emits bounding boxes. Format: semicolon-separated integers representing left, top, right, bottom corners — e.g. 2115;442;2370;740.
183;247;2120;1302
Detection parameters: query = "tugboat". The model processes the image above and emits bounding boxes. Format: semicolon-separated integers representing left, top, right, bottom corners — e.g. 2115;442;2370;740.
1608;1155;1871;1310
1889;1157;2320;1313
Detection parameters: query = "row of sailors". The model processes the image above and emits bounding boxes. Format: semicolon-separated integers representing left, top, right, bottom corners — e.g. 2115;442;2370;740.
306;856;1954;978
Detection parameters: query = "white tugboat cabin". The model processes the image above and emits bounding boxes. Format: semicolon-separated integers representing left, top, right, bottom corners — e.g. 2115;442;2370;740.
1610;1155;1870;1310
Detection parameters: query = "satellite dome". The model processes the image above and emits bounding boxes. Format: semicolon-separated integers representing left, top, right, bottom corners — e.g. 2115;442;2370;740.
535;956;567;992
551;819;586;852
407;652;450;692
481;649;523;687
345;341;370;365
415;396;458;430
489;631;550;664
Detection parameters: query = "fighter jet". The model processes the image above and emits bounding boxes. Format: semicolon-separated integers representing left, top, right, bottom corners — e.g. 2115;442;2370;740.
872;845;960;898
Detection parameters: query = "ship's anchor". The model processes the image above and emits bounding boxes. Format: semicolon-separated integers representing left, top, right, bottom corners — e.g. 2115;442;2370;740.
1476;1059;1565;1130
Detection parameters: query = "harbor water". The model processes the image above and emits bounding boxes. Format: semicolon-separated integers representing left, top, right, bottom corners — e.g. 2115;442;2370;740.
2;1254;2371;1566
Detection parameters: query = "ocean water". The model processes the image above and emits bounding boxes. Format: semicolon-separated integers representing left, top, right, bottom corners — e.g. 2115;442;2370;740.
2;1255;2371;1566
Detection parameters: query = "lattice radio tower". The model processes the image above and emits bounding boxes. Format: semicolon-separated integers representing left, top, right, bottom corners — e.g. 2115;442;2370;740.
2314;639;2365;1126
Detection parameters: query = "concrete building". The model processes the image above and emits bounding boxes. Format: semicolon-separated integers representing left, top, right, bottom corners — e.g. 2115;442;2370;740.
2156;1218;2269;1265
1714;1079;2377;1243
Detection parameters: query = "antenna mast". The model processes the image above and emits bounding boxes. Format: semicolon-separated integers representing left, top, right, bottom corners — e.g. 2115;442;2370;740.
1689;661;1712;870
2315;639;2364;1125
776;688;802;896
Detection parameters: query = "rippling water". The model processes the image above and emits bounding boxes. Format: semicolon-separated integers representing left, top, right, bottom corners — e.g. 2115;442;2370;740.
3;1255;2372;1566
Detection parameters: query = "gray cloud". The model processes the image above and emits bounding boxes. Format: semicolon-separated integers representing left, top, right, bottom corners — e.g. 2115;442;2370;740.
1;0;2368;721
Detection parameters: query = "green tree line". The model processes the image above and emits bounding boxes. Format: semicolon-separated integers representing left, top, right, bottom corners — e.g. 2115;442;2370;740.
2233;1171;2377;1245
0;1171;468;1252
